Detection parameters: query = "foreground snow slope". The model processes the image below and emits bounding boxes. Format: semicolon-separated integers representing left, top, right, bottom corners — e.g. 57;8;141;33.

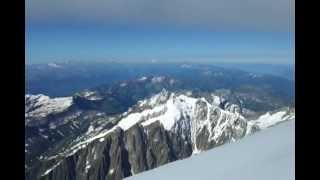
126;120;295;180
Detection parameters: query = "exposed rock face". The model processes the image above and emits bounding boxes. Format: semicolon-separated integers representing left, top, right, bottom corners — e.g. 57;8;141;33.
124;125;148;174
38;120;194;180
39;128;129;180
194;100;208;121
26;89;294;180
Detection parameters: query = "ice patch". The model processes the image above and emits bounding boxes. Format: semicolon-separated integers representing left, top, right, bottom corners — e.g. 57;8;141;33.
138;76;148;81
41;161;62;177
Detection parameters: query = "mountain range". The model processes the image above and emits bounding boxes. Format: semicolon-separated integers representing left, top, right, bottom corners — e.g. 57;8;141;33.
25;63;294;180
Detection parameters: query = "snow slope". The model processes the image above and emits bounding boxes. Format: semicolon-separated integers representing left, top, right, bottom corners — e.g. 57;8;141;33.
126;120;295;180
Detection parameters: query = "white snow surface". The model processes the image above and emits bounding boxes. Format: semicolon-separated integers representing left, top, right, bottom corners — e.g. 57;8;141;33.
126;120;295;180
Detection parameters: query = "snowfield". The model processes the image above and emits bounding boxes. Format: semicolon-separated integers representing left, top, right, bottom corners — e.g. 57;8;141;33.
126;120;295;180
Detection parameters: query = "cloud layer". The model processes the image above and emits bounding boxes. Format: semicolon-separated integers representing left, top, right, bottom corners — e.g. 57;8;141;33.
26;0;294;32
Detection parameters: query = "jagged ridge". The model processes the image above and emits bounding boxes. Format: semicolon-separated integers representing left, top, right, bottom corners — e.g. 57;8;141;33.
31;89;294;180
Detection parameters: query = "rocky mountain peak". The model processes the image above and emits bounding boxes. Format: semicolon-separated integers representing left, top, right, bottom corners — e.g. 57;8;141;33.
26;89;294;180
25;94;73;125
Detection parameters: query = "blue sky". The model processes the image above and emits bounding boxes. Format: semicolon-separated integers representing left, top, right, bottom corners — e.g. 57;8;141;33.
26;0;294;64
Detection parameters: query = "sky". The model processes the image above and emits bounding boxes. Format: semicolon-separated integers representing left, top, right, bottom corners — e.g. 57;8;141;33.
26;0;295;65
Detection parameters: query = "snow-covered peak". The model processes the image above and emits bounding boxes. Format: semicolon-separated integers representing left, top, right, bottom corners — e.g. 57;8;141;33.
47;63;62;68
89;90;292;145
140;93;198;130
59;90;247;158
25;94;73;120
211;94;222;106
247;109;295;132
138;76;148;81
151;76;166;83
78;90;103;101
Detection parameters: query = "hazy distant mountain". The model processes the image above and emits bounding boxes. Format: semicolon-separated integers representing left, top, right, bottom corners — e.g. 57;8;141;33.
215;63;294;81
26;62;294;98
